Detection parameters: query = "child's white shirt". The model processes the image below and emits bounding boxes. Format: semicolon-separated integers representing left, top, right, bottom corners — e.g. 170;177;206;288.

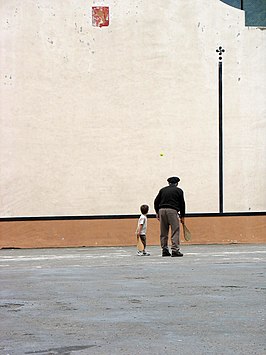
138;214;147;235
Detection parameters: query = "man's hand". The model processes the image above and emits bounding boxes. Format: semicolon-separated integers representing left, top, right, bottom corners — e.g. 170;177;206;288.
156;213;160;221
180;217;185;225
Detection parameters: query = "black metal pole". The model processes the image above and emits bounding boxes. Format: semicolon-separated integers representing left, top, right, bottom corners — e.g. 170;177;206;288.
241;0;243;10
216;46;225;214
219;61;223;213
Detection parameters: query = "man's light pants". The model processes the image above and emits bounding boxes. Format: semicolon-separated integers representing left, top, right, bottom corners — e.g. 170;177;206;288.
159;208;180;251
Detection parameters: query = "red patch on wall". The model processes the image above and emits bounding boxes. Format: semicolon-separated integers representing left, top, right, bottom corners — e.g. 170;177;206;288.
92;6;109;27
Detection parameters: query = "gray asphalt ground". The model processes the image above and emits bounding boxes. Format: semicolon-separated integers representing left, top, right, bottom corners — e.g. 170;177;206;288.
0;244;265;355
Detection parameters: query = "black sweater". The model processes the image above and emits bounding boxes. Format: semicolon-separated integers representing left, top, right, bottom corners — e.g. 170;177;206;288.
154;185;185;217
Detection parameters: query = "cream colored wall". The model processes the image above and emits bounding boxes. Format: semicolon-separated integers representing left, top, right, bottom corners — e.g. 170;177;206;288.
1;0;265;217
223;25;266;212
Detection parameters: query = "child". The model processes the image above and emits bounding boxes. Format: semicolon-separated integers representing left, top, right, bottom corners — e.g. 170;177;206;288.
136;204;150;256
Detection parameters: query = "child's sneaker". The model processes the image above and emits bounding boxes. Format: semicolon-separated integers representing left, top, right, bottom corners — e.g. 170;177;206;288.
137;250;143;256
142;251;150;256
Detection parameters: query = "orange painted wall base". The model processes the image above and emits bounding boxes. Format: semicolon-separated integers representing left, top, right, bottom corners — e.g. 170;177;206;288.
0;215;265;249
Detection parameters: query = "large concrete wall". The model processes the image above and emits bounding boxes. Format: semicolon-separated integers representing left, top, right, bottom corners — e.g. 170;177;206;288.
0;1;265;247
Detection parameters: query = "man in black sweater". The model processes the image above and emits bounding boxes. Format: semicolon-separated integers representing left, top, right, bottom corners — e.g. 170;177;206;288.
154;176;185;257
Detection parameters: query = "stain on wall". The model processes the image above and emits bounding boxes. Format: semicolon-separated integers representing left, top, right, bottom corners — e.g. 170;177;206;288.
92;6;109;27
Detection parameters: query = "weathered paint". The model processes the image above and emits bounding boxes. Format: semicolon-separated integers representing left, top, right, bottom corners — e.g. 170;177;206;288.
92;6;109;27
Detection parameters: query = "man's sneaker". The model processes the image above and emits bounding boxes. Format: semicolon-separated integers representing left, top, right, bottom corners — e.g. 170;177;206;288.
143;251;150;256
162;249;171;257
171;250;183;257
137;250;143;256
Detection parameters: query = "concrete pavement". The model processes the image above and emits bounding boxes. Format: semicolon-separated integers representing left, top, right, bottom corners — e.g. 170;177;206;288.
0;244;265;355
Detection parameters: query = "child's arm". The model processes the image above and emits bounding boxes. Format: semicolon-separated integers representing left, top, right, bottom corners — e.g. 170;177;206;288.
137;223;143;237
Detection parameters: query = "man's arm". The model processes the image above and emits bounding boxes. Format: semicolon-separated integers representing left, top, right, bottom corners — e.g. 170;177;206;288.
179;190;186;224
154;190;161;214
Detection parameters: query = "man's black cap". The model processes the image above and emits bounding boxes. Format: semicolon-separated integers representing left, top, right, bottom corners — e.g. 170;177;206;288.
167;176;180;184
